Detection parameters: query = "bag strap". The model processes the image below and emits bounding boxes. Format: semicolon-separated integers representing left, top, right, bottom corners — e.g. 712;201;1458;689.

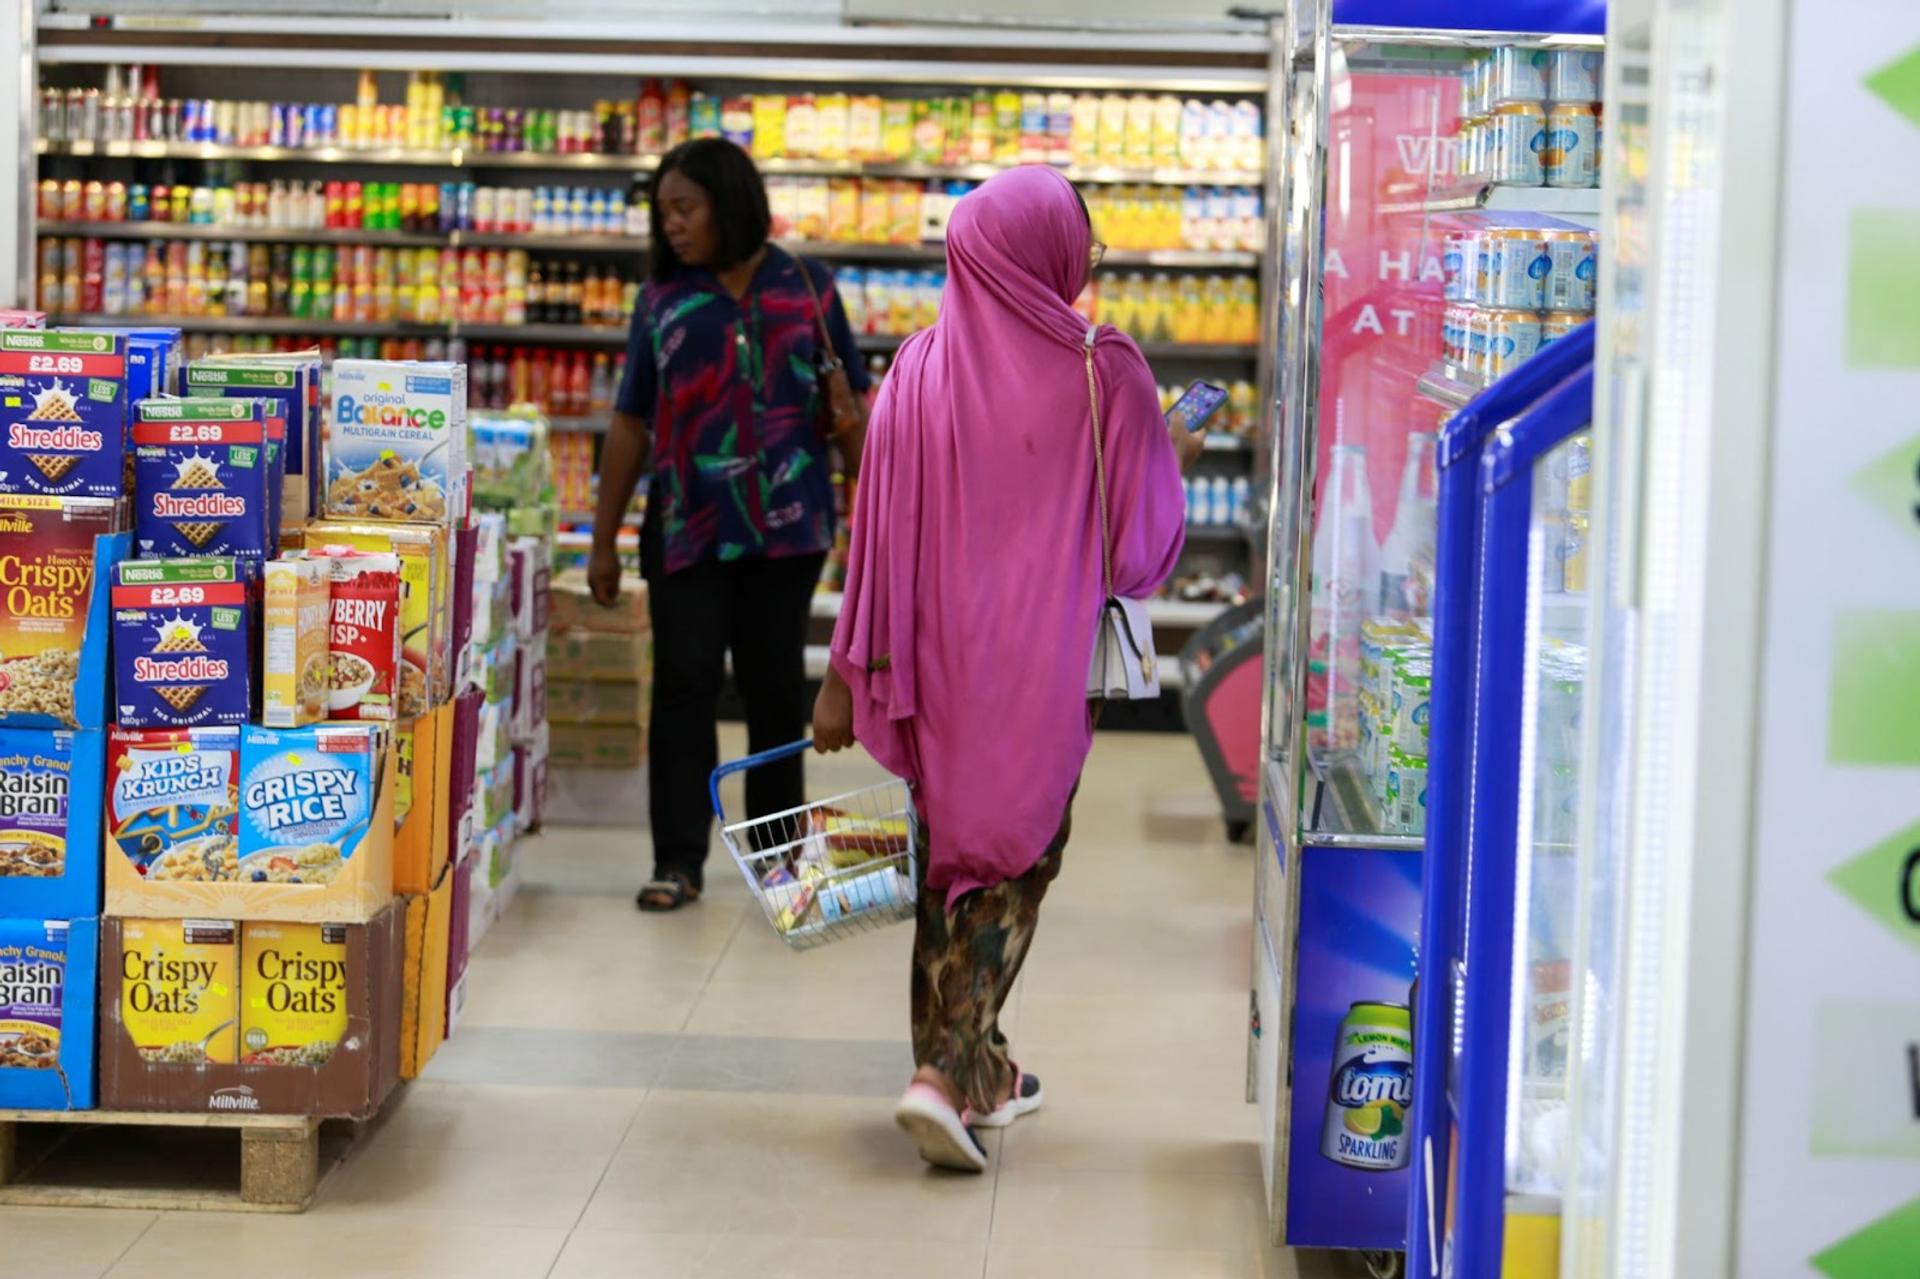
791;249;844;374
1084;325;1114;603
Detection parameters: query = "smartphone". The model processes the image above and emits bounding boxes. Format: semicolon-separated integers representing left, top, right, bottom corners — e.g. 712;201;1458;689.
1167;379;1230;434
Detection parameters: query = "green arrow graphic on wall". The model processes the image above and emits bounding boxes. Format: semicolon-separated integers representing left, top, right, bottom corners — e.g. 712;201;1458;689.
1851;435;1920;539
1813;1196;1920;1278
1828;818;1920;954
1867;47;1920;128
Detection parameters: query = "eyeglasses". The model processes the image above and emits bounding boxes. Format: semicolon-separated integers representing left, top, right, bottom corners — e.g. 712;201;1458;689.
1089;240;1107;270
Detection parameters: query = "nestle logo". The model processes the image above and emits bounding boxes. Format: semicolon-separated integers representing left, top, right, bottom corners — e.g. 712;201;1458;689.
208;1087;260;1111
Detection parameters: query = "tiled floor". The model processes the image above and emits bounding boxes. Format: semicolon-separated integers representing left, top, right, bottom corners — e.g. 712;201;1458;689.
6;731;1366;1279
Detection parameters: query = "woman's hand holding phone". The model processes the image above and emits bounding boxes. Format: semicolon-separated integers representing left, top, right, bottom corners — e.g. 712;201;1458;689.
1166;380;1226;473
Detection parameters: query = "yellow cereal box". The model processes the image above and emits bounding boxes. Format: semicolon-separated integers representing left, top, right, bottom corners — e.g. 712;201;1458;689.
240;921;348;1066
304;520;450;713
262;557;329;728
118;918;239;1065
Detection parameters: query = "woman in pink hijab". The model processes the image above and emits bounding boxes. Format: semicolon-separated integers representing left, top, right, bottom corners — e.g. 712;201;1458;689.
813;166;1202;1171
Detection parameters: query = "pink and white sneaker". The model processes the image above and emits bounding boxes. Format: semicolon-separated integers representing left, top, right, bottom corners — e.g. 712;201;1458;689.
895;1082;989;1173
969;1066;1044;1130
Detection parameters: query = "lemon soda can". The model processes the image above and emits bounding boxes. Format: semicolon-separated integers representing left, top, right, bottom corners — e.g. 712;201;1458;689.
1321;1001;1414;1171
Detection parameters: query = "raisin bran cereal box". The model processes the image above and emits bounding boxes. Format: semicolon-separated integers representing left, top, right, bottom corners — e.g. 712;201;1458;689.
308;550;403;722
325;360;468;527
0;916;100;1109
262;557;329;728
240;921;348;1066
116;917;239;1065
235;723;394;923
0;330;129;499
111;558;253;729
133;398;277;561
105;726;242;913
0;727;108;920
0;495;119;729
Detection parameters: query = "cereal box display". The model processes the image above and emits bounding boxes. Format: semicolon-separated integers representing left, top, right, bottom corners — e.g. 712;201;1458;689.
106;725;241;902
469;411;551;511
305;521;450;713
240;921;348;1066
308;550;403;722
231;722;395;923
132;398;277;561
0;495;120;729
0;916;99;1110
115;917;239;1065
0;310;45;330
262;557;329;729
326;359;468;526
0;329;129;499
111;558;253;729
0;727;108;919
185;354;322;525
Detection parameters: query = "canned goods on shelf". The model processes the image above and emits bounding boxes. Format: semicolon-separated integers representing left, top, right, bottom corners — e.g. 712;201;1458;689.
1545;230;1597;311
1465;306;1493;379
1544;102;1599;188
1443;231;1477;302
1485;228;1550;310
1489;101;1546;186
1541;311;1585;346
1490;46;1552;104
1549;49;1605;104
1485;309;1545;379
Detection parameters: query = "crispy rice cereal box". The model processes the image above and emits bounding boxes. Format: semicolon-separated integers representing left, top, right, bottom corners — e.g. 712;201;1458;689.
111;558;253;730
0;495;117;728
325;360;468;527
262;557;329;729
240;921;348;1066
117;917;239;1066
133;398;277;561
0;330;129;499
0;919;72;1073
0;728;80;883
238;724;381;888
107;726;241;885
305;522;449;714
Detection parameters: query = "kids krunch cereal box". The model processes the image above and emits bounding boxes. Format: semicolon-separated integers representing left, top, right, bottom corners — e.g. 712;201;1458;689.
0;329;130;499
239;921;348;1066
0;495;118;728
238;724;382;887
106;725;241;887
325;360;468;527
116;917;239;1065
132;398;277;561
111;558;254;730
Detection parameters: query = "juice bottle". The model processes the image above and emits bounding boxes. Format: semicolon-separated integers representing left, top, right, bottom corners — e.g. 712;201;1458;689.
1019;92;1048;165
881;98;913;161
1230;276;1259;343
751;94;786;160
1173;275;1204;343
785;93;817;159
814;93;848;161
850;94;883;161
993;91;1022;165
1125;95;1156;168
969;90;994;164
829;178;862;243
1180;99;1210;169
1153;95;1183;167
664;80;690;147
1099;94;1129;167
910;98;942;166
1200;274;1233;343
1071;94;1102;167
1144;274;1177;343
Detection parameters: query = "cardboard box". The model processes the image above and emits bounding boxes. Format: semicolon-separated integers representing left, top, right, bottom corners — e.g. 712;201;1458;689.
548;568;647;634
97;904;403;1117
0;507;122;731
399;863;452;1080
326;360;468;527
546;679;649;727
132;397;278;561
474;756;516;833
183;354;322;528
448;688;482;869
550;723;646;769
393;704;453;896
104;726;241;915
309;549;404;722
451;521;476;694
0;330;130;500
476;701;511;775
510;537;550;639
471;411;552;511
110;557;254;730
0;915;98;1109
445;846;473;1037
304;519;452;714
0;728;106;919
261;557;329;728
117;917;241;1064
545;627;650;684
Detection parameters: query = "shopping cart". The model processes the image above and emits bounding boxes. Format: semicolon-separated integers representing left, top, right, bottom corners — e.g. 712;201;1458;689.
710;740;919;951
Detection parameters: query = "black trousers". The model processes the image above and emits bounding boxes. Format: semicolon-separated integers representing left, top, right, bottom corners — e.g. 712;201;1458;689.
645;544;825;891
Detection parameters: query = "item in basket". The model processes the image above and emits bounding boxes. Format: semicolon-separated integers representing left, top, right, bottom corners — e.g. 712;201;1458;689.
307;550;403;722
132;397;277;561
0;728;82;880
262;557;329;728
0;330;130;499
0;918;71;1069
107;725;241;883
117;917;239;1065
111;558;252;730
815;863;911;925
237;723;381;887
239;920;347;1066
325;359;468;526
0;495;114;729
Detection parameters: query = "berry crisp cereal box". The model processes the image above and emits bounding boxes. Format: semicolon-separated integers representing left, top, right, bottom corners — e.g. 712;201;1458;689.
133;398;277;561
111;558;253;730
0;496;119;729
325;360;468;527
0;330;129;499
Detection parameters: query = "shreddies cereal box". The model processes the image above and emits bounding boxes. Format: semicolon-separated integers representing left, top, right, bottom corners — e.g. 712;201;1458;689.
185;354;321;526
326;360;468;526
116;917;239;1065
240;921;348;1066
107;726;241;886
133;398;277;561
0;330;129;499
262;557;329;729
238;724;382;887
111;558;253;730
0;495;118;728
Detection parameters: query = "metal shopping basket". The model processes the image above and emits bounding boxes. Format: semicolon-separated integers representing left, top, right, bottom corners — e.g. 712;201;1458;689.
710;740;919;951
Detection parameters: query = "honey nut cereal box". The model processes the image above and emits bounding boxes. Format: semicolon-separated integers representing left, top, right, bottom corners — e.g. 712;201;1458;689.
240;921;348;1066
117;917;239;1066
262;557;329;729
0;728;82;884
238;724;383;888
111;557;254;730
0;330;130;500
305;522;449;714
0;495;118;729
133;398;278;561
325;359;468;527
307;549;403;723
107;725;241;886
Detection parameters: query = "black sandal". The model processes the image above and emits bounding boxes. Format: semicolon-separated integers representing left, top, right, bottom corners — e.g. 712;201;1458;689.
636;872;700;913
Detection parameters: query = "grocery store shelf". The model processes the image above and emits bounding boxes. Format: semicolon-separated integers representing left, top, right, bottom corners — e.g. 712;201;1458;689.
1303;751;1426;852
1202;434;1254;453
459;322;629;344
1382;182;1603;219
1185;522;1253;544
1416;361;1483;409
36;221;448;247
47;311;450;338
546;416;609;435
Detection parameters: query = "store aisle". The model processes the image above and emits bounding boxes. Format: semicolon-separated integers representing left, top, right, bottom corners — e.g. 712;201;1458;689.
8;732;1359;1279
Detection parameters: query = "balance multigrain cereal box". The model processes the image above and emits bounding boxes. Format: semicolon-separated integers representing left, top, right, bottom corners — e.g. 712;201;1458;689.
106;726;241;894
0;727;108;920
117;917;239;1066
262;557;329;729
0;916;99;1109
0;329;129;499
0;495;119;729
132;398;277;561
240;921;348;1066
325;359;468;527
305;522;450;714
111;557;254;729
238;724;382;889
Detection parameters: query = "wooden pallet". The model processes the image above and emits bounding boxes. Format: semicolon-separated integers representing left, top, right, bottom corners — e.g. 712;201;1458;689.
0;1107;347;1212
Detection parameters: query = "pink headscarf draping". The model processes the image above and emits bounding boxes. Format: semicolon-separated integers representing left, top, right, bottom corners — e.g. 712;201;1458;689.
830;166;1187;907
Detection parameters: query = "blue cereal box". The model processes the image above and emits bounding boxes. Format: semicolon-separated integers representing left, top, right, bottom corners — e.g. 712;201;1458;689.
0;728;107;919
185;354;320;525
235;724;395;923
0;330;130;500
104;726;241;912
133;398;277;561
0;915;99;1110
111;557;253;729
325;359;468;527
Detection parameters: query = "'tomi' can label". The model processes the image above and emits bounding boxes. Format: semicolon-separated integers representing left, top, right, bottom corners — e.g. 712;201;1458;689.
1321;1001;1414;1170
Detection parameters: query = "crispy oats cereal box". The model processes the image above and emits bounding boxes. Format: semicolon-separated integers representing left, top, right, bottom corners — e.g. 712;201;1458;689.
240;921;348;1066
111;558;253;730
118;917;239;1066
107;726;241;886
326;359;468;527
0;329;129;499
262;557;329;729
238;724;381;887
0;495;117;728
133;398;277;561
305;522;449;714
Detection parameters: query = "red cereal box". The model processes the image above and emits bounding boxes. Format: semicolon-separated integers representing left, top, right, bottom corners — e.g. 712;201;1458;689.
311;549;402;722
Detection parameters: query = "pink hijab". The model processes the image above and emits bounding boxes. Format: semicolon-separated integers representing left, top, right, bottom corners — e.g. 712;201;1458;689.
831;166;1186;907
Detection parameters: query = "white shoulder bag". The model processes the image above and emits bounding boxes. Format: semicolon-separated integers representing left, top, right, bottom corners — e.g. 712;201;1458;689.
1084;326;1161;700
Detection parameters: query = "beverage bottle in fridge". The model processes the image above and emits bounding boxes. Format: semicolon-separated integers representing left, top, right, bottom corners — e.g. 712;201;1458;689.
664;81;691;147
508;347;531;405
968;90;993;164
1308;444;1377;753
636;79;665;153
529;349;550;413
1378;431;1438;620
589;351;612;415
